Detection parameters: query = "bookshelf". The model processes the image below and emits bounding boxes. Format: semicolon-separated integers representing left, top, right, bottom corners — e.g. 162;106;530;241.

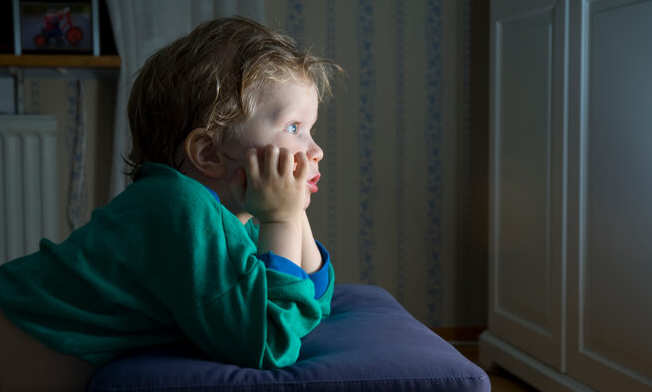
0;54;120;68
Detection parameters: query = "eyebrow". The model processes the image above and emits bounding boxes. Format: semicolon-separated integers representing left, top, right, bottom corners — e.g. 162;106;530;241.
273;107;318;126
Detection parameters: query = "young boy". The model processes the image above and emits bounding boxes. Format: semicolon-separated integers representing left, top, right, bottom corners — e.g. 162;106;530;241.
0;16;341;391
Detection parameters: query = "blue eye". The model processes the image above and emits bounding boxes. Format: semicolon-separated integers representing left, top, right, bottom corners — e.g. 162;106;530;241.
285;123;299;134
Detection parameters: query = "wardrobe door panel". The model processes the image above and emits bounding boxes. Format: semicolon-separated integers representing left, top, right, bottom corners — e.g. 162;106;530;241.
489;0;567;371
567;0;652;390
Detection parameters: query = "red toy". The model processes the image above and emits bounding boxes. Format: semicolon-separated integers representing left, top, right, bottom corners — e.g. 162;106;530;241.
34;7;83;48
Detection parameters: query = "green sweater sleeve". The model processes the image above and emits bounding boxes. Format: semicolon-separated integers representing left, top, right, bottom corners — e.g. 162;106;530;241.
243;219;335;318
0;163;332;369
128;166;331;368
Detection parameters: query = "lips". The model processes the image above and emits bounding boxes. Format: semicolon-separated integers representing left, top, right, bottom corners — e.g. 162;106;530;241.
307;173;321;193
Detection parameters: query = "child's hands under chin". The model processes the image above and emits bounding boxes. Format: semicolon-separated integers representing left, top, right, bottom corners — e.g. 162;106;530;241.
230;144;308;224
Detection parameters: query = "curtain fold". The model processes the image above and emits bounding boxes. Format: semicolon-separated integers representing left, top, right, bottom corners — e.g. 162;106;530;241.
106;0;265;196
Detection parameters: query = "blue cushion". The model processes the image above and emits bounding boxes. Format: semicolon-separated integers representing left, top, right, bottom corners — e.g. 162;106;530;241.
87;284;490;392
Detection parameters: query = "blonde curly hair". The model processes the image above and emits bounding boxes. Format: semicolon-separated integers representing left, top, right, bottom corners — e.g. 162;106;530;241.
126;16;342;181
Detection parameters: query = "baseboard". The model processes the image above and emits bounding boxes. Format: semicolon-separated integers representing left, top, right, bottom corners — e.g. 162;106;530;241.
480;331;596;392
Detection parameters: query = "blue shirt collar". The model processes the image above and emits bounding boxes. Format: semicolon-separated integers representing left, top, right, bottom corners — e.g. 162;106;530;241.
204;187;221;203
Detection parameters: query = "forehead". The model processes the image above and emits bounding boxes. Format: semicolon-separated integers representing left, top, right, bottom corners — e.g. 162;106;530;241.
255;77;318;120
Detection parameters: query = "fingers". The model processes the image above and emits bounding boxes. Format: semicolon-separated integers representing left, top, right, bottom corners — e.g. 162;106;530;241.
277;148;293;176
260;145;294;177
263;145;279;177
293;151;309;181
238;145;312;223
246;145;308;180
244;148;259;179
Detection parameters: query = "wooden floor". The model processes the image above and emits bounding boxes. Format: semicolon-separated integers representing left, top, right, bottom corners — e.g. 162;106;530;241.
454;343;539;392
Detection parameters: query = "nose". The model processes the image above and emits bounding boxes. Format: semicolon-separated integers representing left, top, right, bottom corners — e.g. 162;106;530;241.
307;137;324;163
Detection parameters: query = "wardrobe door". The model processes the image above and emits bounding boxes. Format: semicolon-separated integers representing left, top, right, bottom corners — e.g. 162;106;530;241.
488;0;568;371
567;0;652;390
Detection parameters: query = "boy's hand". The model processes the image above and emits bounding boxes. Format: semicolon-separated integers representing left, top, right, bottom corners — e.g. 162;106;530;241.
239;144;309;224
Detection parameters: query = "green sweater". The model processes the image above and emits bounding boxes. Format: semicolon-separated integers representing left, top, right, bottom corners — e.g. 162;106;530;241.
0;163;334;369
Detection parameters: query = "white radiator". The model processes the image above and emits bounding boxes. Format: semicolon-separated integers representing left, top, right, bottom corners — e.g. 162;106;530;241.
0;115;58;264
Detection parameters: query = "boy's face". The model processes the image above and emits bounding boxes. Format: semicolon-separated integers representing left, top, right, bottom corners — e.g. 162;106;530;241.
225;77;323;211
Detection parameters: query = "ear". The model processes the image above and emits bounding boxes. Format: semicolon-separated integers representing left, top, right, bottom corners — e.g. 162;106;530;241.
184;128;227;179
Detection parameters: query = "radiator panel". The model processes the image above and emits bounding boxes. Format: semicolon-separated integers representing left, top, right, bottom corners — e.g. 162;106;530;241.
0;115;58;264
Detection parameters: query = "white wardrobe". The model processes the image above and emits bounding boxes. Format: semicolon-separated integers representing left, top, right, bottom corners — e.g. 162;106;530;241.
479;1;652;391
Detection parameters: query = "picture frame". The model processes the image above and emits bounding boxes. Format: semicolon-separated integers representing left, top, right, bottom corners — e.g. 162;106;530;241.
13;0;100;55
